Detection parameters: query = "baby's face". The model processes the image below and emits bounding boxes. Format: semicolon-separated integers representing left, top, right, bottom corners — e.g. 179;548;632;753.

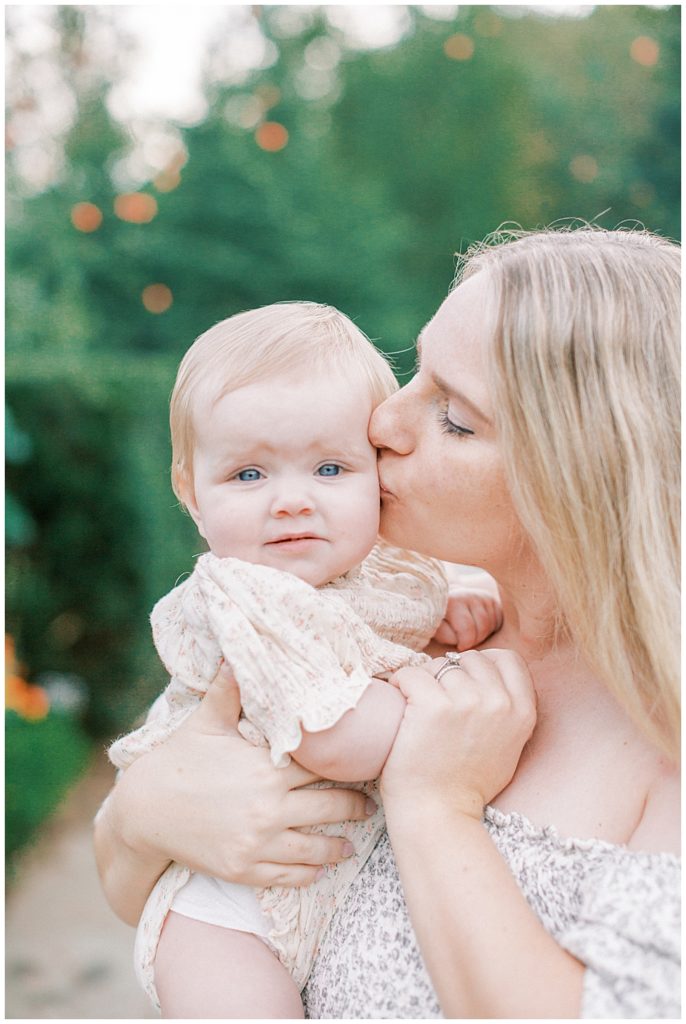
185;369;381;586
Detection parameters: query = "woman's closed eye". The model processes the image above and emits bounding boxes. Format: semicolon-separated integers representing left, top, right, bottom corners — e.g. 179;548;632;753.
439;410;474;438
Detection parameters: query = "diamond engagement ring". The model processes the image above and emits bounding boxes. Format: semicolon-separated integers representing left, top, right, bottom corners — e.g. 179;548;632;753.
435;651;462;682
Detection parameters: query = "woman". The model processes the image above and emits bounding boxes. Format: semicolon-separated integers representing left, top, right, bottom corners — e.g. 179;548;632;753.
95;226;680;1018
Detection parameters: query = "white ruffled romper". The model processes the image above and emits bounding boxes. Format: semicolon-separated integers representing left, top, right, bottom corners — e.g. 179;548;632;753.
107;541;448;1010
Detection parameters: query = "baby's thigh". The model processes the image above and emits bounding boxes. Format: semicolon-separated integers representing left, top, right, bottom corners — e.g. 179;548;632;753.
155;911;304;1019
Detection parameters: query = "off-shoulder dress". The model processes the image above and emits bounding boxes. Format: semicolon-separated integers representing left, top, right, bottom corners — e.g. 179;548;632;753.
303;807;680;1019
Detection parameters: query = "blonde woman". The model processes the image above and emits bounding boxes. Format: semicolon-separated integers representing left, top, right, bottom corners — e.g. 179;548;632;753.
95;226;680;1018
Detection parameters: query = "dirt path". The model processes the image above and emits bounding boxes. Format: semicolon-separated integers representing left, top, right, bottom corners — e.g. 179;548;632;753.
6;749;157;1019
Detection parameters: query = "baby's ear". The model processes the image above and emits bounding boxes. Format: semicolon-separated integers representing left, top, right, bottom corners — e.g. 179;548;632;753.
174;468;206;538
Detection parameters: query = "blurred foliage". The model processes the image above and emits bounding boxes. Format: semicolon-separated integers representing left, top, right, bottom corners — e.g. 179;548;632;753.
5;4;680;743
6;709;91;871
6;357;198;735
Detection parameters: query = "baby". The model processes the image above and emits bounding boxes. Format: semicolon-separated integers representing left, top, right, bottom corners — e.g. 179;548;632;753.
108;301;501;1017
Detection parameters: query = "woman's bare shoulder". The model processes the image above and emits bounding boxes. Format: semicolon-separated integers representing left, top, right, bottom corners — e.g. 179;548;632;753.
627;762;680;856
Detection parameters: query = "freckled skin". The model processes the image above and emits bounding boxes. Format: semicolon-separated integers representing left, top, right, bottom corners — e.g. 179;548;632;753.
371;274;530;578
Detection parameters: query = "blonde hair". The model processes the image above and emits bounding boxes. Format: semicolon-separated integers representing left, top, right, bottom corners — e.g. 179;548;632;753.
170;300;397;499
457;225;680;760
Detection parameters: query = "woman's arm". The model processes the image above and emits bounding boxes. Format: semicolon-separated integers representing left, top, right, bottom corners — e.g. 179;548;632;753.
94;666;376;926
382;651;585;1018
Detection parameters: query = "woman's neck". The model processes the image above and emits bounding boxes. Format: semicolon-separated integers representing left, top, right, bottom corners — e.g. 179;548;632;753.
488;565;606;718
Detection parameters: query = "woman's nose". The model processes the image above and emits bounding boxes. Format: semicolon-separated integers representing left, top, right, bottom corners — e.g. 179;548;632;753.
369;386;416;455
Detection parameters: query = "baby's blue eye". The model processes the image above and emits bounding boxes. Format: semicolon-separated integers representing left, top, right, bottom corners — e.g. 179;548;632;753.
317;464;342;477
236;468;262;482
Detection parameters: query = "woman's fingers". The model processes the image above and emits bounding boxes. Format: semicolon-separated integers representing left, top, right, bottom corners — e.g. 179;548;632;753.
261;827;357;868
250;862;325;889
389;665;443;701
282;783;375;828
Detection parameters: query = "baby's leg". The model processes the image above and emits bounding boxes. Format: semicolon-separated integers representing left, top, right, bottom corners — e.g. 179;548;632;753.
155;910;304;1019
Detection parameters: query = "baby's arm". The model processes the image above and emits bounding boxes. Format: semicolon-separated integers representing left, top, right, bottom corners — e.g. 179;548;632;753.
293;679;405;782
434;569;503;651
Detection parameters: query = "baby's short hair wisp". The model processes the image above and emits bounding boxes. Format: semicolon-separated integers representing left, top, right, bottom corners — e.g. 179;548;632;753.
170;301;398;501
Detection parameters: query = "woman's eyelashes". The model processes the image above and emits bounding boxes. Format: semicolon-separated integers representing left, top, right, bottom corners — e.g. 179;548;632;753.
439;410;474;438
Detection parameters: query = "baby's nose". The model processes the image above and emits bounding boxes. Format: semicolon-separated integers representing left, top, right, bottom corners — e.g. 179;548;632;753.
270;488;315;518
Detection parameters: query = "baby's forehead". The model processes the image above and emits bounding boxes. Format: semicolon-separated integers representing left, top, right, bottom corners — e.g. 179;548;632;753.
192;366;377;452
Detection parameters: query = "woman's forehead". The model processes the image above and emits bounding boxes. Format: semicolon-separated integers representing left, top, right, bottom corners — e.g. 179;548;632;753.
421;274;493;361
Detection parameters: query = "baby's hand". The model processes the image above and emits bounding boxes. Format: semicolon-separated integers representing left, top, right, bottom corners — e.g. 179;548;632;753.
433;586;503;651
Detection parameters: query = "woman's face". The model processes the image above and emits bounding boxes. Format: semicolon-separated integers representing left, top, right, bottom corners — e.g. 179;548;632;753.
370;272;525;574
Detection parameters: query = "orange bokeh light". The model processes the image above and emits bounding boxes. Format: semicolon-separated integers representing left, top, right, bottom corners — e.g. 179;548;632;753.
71;201;103;233
5;634;50;721
142;284;173;314
255;122;289;152
630;36;659;67
444;34;475;61
114;192;158;224
569;155;599;184
154;170;182;193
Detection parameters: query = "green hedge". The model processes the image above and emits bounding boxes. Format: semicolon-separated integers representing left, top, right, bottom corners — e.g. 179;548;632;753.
6;710;92;869
6;353;198;737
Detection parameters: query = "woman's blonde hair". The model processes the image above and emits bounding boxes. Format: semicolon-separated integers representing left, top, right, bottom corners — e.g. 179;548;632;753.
459;225;680;761
170;300;397;499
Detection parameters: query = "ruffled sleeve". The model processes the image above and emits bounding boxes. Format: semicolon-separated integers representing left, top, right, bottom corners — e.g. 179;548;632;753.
111;553;424;772
558;850;680;1018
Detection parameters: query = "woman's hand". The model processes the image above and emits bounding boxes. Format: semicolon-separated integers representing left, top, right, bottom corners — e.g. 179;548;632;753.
95;665;375;924
381;649;536;820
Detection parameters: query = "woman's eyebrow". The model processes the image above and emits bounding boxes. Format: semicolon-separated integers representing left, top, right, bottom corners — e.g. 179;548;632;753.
430;370;493;427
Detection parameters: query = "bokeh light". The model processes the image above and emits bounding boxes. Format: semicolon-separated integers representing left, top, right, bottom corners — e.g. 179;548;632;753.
443;34;475;61
629;181;656;208
255;121;289;151
70;201;103;233
154;169;181;192
114;192;158;223
255;84;282;109
630;36;659;67
473;11;503;37
141;283;173;313
569;154;599;183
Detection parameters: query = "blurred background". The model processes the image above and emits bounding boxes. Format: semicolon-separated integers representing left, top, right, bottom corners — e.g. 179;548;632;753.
5;4;680;1018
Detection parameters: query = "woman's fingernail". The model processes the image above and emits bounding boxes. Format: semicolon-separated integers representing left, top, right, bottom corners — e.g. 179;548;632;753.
315;867;326;881
365;798;377;816
343;842;355;857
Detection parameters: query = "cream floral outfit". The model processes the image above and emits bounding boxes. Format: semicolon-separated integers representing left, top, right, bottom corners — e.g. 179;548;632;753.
108;541;448;1010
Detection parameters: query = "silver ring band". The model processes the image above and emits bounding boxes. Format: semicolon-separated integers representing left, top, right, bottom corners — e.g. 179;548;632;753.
435;651;462;682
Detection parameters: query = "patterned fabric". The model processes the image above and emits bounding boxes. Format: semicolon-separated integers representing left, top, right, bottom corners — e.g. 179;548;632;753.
303;808;681;1020
107;540;448;1009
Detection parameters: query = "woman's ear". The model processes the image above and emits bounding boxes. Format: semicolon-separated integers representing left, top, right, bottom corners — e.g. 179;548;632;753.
174;468;207;539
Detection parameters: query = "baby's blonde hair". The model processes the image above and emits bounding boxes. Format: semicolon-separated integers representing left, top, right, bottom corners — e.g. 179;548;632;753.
459;225;680;761
170;300;398;499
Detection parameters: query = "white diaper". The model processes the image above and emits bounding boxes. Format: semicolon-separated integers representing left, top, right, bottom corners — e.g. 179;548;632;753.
171;872;272;937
